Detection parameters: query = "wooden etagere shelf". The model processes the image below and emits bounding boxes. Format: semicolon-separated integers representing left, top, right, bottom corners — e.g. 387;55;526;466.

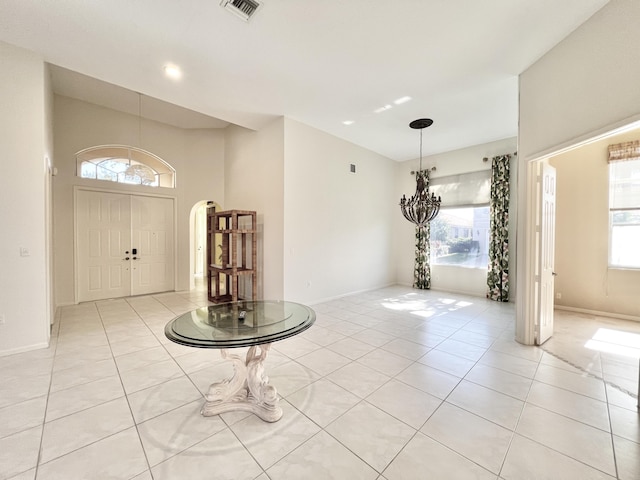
207;209;257;303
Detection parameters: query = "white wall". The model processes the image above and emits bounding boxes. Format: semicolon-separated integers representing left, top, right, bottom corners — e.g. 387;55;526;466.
224;119;285;300
0;42;51;355
550;128;640;318
518;0;640;342
53;95;225;305
283;118;396;304
395;137;518;298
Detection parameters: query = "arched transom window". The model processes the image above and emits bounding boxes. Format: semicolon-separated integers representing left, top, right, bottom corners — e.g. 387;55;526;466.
76;145;176;188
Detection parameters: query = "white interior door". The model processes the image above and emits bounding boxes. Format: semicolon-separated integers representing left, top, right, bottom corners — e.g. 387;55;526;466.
536;162;557;345
130;195;175;296
77;190;132;302
77;190;174;302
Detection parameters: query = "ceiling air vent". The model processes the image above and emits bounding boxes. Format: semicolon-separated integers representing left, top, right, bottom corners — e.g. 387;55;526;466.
220;0;261;21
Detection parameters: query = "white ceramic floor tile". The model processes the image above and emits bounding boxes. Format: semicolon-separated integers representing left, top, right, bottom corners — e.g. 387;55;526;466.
516;404;616;476
608;403;640;443
356;349;413;377
326;337;377;360
0;374;51;409
151;428;263;480
267;430;378;480
435;338;488;361
613;434;640;480
383;432;496;480
286;379;360;427
266;361;321;398
40;396;134;464
464;363;533;400
114;345;172;372
418;349;476;377
447;380;524;430
365;379;442;429
479;350;539;378
127;375;203;424
501;433;615;480
534;363;607;401
0;396;46;439
327;362;391;398
420;402;512;474
36;427;148;480
45;375;124;422
49;358;118;393
11;286;638;480
119;359;184;394
526;381;610;431
229;401;321;469
137;400;226;466
325;401;415;472
380;338;431;361
295;348;351;376
0;426;41;480
395;363;461;399
272;337;322;359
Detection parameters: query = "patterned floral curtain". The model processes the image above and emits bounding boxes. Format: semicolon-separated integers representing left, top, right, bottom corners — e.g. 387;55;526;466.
487;154;511;301
414;170;431;289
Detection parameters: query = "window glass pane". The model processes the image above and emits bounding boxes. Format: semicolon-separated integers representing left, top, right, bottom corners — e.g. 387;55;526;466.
609;159;640;209
430;206;490;269
75;146;175;188
610;209;640;268
80;162;96;179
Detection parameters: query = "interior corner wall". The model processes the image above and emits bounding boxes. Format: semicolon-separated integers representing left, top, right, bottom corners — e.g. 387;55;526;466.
282;118;396;304
53;95;225;305
0;41;51;355
519;0;640;161
223;119;285;300
395;137;518;298
549;129;640;318
517;0;640;340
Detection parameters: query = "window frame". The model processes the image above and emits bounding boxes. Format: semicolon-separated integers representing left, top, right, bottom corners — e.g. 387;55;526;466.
76;145;176;188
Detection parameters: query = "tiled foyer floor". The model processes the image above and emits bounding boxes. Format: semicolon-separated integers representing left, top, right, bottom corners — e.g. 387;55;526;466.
1;286;639;479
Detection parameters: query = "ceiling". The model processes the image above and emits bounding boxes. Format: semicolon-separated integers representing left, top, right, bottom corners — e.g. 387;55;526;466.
0;0;609;161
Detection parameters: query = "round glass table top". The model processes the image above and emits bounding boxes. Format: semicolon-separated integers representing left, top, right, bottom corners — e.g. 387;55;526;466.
164;300;316;348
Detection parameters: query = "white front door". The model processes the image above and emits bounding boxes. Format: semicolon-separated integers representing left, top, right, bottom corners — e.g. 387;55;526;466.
130;195;174;296
76;190;174;302
77;190;132;301
536;162;557;345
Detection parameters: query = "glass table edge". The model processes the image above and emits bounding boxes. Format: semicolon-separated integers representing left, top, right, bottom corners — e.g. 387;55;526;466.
163;302;316;349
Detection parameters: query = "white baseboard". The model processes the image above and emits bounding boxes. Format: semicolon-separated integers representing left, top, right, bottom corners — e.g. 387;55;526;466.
555;304;640;323
0;341;50;358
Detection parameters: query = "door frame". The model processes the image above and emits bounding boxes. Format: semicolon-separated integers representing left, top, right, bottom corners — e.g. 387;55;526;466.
73;186;178;304
516;117;640;345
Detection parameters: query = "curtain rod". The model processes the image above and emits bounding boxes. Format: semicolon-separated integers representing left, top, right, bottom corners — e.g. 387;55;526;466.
483;151;517;162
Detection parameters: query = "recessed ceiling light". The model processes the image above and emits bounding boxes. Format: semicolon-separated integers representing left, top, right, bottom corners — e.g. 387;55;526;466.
394;96;412;105
163;64;182;80
374;105;392;113
343;120;354;125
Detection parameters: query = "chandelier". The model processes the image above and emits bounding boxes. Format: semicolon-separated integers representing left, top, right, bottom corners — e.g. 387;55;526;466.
399;118;441;226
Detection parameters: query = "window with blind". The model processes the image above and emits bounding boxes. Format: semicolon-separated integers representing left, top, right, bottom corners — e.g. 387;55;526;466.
608;141;640;268
428;170;491;268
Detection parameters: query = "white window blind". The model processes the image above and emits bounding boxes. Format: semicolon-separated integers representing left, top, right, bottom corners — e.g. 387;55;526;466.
607;140;640;268
429;170;491;207
608;141;640;210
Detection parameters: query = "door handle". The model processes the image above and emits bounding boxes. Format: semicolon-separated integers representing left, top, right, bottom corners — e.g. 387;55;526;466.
123;257;130;261
132;257;138;260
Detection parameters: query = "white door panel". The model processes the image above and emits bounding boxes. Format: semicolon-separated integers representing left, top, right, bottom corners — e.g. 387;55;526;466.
77;191;131;301
77;190;174;302
131;195;174;296
536;163;556;345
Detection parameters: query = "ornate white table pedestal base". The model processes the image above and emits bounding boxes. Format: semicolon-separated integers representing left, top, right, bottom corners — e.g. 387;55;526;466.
201;343;282;422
